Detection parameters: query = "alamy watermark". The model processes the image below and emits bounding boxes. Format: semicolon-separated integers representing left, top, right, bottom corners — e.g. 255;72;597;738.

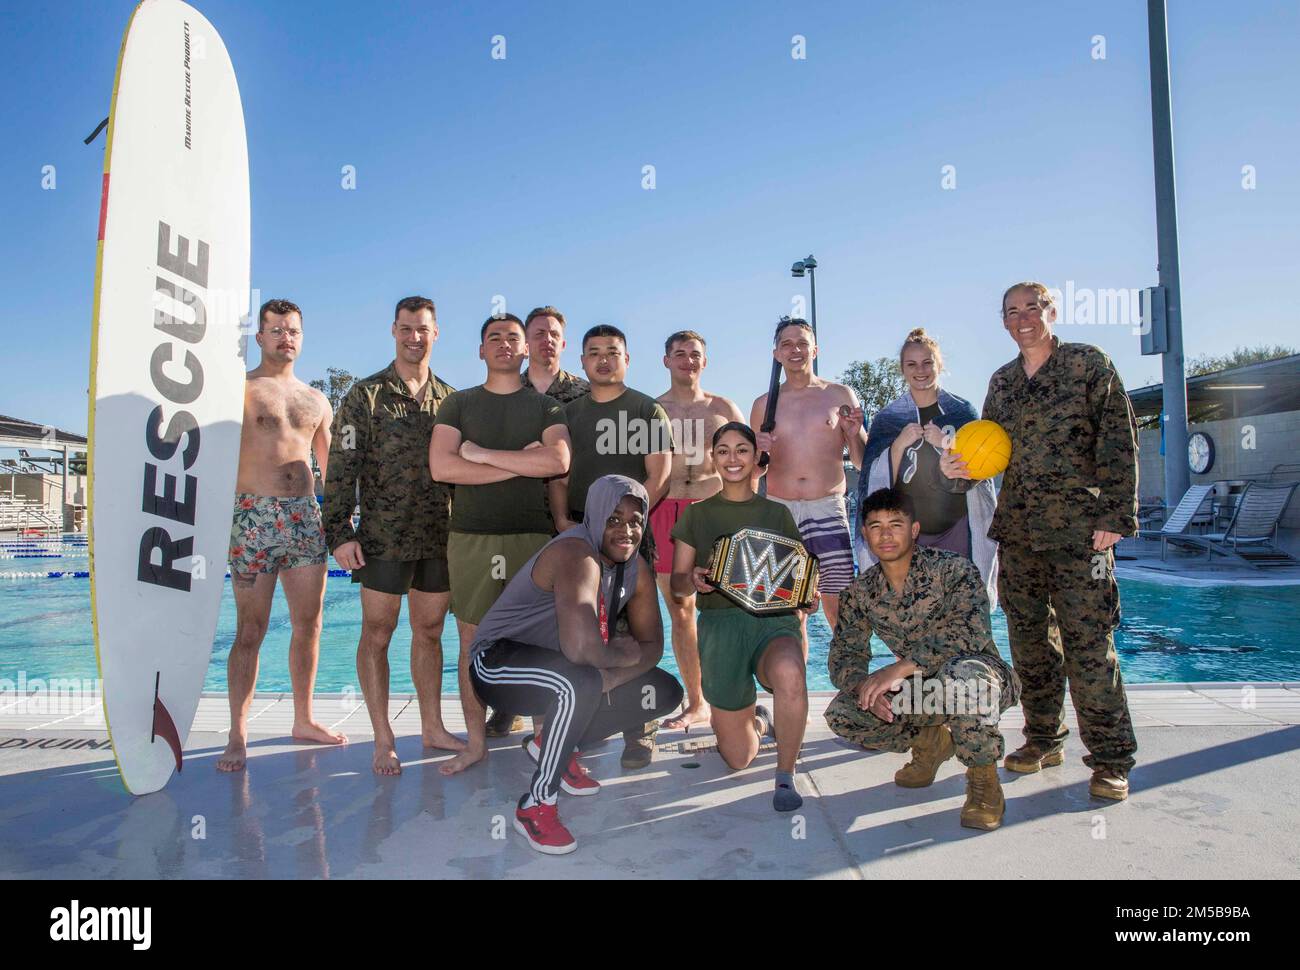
0;672;104;725
890;672;1000;724
1047;281;1147;335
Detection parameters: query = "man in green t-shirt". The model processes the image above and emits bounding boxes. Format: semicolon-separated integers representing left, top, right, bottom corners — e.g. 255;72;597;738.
549;324;674;541
430;315;572;738
548;323;674;767
670;422;816;812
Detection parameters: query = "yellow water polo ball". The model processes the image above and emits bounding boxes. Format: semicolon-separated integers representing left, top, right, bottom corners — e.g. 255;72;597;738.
952;419;1012;480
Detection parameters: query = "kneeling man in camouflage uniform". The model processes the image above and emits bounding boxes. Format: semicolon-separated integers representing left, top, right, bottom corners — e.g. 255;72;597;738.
825;487;1020;830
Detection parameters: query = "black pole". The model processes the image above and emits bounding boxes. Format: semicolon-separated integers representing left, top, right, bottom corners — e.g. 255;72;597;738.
809;266;819;376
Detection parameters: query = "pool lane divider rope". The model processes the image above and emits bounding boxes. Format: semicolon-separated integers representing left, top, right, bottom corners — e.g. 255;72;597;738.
1;568;355;580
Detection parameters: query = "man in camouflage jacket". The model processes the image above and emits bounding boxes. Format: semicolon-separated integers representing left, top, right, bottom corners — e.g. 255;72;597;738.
826;487;1019;829
940;281;1138;801
323;296;465;776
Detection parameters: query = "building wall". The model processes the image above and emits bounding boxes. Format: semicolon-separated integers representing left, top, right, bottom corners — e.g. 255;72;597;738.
1138;408;1300;528
0;473;86;508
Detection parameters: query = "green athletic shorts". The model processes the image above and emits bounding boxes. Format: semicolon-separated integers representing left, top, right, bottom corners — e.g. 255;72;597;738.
351;555;450;595
697;607;803;711
448;531;551;625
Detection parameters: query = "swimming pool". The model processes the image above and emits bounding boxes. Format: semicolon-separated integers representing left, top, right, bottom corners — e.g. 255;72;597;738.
2;551;1298;694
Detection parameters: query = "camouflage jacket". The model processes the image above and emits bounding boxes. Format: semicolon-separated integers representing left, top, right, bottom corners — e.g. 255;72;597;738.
322;362;455;560
946;337;1138;551
827;546;1012;689
522;366;590;405
523;367;590;529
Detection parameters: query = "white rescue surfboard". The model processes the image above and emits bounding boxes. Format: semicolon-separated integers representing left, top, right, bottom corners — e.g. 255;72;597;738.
89;0;249;795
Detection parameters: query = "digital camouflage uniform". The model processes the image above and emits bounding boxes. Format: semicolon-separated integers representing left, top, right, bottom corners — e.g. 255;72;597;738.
522;367;591;532
521;367;590;406
322;362;455;560
825;546;1021;766
946;337;1138;772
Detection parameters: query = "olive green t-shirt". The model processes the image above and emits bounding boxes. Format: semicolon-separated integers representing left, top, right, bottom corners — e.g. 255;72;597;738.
563;388;673;516
671;492;801;609
434;385;565;534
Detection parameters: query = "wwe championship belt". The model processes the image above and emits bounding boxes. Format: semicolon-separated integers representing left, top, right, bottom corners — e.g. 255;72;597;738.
706;528;819;616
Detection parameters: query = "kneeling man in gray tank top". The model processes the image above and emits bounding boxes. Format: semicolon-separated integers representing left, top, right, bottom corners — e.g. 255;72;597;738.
438;474;684;855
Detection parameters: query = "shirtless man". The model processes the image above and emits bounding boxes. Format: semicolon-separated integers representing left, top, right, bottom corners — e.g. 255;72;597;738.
219;299;346;772
654;330;744;731
750;318;866;639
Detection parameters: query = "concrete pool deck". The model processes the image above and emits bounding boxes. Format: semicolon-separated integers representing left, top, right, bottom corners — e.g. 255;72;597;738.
2;684;1298;879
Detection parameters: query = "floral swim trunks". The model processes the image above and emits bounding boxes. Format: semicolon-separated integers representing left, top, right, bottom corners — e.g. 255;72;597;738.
229;494;327;576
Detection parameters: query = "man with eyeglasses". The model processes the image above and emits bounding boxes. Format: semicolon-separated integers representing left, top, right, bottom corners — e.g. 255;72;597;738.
938;281;1139;801
220;299;345;772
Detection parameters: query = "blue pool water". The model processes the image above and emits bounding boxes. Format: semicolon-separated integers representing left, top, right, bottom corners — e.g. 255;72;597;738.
2;552;1298;694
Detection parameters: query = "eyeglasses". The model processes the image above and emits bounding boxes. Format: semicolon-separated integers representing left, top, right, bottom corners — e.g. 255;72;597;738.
264;328;302;339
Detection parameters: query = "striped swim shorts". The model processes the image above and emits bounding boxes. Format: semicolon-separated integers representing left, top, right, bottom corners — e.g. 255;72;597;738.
767;492;856;595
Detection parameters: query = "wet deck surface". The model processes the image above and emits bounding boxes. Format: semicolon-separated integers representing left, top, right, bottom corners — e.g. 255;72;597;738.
2;686;1298;879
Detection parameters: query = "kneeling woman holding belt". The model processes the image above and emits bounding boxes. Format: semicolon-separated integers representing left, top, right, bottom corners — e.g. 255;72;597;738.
670;421;819;812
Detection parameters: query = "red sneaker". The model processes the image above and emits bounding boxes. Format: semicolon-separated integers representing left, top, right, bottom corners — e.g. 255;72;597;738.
514;796;577;855
522;734;601;796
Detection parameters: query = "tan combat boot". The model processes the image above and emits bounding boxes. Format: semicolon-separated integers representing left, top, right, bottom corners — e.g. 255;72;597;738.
960;764;1005;830
620;721;659;770
1089;768;1129;801
1003;741;1065;774
894;725;956;788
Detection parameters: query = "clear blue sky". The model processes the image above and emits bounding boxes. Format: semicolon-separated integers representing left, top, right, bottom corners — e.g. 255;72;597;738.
2;0;1297;436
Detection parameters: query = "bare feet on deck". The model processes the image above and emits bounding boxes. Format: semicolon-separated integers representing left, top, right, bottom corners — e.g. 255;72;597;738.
292;720;348;746
438;746;486;776
217;738;247;772
373;744;402;776
663;703;711;731
422;727;468;752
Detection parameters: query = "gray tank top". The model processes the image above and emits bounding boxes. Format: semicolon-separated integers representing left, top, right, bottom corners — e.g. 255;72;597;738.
469;536;634;660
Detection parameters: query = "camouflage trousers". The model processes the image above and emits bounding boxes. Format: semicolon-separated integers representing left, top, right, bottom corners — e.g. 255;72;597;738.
998;542;1137;772
825;655;1019;767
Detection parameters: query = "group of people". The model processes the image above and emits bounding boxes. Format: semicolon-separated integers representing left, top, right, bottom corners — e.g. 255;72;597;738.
219;282;1141;856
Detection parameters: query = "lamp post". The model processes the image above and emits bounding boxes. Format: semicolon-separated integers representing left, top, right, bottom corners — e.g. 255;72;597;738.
791;254;818;376
1147;0;1190;508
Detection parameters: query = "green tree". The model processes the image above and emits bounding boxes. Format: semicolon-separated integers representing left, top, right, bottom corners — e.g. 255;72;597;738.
1187;344;1296;377
310;367;357;411
840;357;907;423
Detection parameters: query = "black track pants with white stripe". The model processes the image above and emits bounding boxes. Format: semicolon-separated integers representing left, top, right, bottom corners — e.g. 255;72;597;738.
471;639;684;806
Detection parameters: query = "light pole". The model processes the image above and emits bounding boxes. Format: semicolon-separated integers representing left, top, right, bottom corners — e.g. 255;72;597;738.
1147;0;1190;508
791;254;818;376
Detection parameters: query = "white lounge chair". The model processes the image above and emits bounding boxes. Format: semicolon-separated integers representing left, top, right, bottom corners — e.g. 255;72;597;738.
1162;481;1299;567
1137;484;1214;554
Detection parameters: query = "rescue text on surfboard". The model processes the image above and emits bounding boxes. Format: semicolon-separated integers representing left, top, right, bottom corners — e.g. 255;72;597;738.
139;220;210;592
